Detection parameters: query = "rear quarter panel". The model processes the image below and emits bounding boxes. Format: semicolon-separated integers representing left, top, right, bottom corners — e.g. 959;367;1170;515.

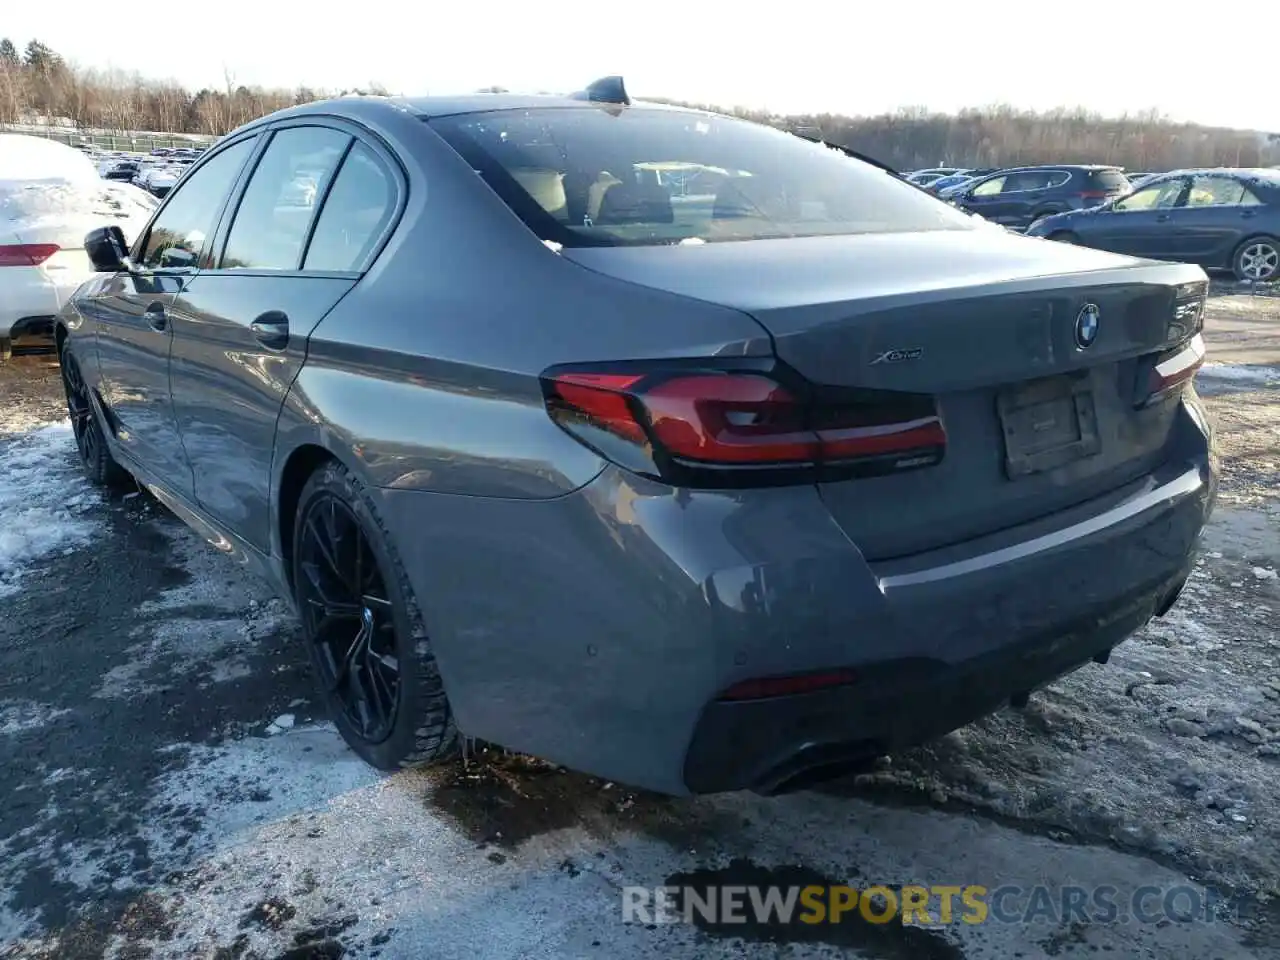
271;105;772;543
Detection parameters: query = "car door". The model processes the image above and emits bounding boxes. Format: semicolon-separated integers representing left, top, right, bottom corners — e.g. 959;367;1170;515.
1076;177;1188;258
89;136;257;493
167;123;402;552
998;170;1053;228
959;173;1008;220
1162;175;1263;266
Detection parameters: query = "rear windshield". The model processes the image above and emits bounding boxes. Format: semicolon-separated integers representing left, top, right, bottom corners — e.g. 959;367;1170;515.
1090;169;1130;190
429;107;976;247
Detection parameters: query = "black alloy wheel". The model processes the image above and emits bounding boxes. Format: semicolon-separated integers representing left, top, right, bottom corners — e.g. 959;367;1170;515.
297;493;402;743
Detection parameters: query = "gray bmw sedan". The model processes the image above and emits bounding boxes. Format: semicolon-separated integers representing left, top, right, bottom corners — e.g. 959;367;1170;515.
57;79;1216;795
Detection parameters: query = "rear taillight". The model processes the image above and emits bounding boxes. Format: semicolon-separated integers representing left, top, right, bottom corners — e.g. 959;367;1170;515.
1169;280;1208;343
0;243;60;267
542;364;946;486
1136;334;1206;408
1077;190;1110;201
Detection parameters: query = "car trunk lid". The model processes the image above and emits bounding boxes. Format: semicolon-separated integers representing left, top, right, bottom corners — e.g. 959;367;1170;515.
564;229;1207;559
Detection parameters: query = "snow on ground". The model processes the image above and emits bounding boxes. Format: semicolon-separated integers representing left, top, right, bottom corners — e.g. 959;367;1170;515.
2;298;1280;958
0;422;100;598
1200;362;1280;386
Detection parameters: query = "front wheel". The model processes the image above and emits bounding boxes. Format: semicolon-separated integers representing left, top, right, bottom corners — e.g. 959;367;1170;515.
292;461;459;769
60;347;127;487
1233;238;1280;283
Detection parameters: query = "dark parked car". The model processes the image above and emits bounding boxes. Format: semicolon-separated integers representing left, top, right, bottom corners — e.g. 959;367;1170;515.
102;161;140;182
952;165;1131;231
1026;169;1280;282
56;81;1215;796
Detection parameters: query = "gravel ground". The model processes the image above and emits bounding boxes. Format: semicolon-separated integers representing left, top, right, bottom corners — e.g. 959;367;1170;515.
0;284;1277;960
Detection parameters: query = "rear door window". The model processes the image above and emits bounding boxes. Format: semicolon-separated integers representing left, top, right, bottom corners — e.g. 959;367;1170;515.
221;126;350;271
430;108;975;247
1186;176;1260;207
303;143;398;272
138;137;256;269
1004;171;1052;192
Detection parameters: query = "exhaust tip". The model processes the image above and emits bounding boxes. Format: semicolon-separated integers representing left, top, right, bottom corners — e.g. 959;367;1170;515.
751;741;883;796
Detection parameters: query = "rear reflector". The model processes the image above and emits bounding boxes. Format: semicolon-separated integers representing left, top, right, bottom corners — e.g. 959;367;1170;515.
718;669;861;701
0;243;60;267
542;365;946;486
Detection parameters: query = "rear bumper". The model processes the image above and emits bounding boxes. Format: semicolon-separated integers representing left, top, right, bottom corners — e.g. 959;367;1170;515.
379;400;1215;795
0;264;90;338
684;567;1186;793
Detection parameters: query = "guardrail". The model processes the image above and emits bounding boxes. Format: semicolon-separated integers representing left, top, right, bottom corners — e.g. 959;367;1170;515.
1;125;216;152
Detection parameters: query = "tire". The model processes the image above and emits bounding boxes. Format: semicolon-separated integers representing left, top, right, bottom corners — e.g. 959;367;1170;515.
292;460;459;769
1232;237;1280;283
59;345;128;488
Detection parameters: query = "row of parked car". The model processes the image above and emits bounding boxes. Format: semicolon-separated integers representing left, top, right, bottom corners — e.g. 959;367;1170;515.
86;144;207;198
904;163;1280;282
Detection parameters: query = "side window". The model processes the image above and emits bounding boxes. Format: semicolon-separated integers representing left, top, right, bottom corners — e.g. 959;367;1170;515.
1186;176;1258;207
1004;171;1047;192
221;127;350;271
139;138;255;269
971;175;1006;197
1044;170;1071;189
304;143;398;272
1114;180;1184;212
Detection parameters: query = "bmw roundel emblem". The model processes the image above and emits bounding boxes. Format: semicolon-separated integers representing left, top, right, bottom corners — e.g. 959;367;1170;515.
1075;303;1101;349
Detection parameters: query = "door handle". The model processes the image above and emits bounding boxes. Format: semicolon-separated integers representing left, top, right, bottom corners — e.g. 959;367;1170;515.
144;303;168;332
1241;210;1257;219
250;310;290;350
1155;213;1171;222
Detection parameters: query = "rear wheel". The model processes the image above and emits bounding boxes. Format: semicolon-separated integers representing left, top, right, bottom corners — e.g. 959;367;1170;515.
60;346;127;487
292;461;459;769
1233;237;1280;283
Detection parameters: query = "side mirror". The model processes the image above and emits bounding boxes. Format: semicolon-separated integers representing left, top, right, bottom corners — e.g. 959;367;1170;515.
85;225;131;272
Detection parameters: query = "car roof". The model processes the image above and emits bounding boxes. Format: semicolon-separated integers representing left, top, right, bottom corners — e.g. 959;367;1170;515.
987;164;1121;174
253;93;703;126
1159;167;1280;180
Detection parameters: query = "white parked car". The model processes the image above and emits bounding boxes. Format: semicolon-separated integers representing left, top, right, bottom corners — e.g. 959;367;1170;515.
1;135;157;359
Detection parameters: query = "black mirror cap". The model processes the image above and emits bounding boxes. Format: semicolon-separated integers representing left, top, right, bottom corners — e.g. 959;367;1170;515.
85;225;128;272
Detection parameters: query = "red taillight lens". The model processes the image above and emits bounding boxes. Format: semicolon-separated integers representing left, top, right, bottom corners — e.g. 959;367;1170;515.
1138;334;1205;408
543;366;946;485
1077;190;1109;200
0;243;60;266
643;374;818;464
548;373;646;443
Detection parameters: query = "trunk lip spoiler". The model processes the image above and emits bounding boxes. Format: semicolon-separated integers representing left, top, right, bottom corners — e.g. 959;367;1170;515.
876;465;1204;590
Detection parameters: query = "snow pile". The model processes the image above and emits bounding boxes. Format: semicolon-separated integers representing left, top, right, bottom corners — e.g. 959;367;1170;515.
0;134;99;185
0;422;99;598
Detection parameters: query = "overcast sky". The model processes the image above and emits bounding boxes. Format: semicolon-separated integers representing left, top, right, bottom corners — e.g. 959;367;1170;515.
5;2;1271;131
